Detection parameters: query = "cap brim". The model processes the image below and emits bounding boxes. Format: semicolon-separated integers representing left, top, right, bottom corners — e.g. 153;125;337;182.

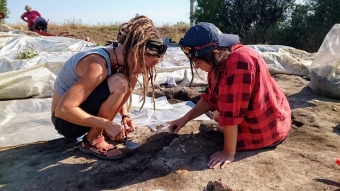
218;34;239;47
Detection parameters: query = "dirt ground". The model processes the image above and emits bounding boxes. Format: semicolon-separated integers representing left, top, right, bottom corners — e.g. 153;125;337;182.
0;74;340;191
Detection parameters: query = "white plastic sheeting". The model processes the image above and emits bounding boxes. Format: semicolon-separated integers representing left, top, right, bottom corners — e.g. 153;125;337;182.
0;98;61;148
0;95;209;148
0;31;318;148
0;32;95;74
0;63;56;99
308;24;340;98
249;45;315;76
0;32;96;100
0;33;315;99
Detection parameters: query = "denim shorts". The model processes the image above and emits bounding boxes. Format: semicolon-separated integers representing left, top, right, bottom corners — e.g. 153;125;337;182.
51;79;110;139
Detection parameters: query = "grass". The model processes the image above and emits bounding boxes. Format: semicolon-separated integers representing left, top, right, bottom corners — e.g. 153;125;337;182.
15;47;40;59
8;19;190;46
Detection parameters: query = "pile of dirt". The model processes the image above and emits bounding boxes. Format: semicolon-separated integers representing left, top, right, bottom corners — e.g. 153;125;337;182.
203;180;233;191
0;74;339;191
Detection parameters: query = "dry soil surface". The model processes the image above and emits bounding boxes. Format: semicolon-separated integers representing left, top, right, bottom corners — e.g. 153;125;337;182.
0;74;340;191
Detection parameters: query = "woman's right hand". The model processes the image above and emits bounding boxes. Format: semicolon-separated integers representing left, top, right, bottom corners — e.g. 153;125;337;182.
168;117;188;134
105;123;125;140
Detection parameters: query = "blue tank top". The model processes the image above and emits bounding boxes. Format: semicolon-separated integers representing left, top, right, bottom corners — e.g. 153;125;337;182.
54;48;112;96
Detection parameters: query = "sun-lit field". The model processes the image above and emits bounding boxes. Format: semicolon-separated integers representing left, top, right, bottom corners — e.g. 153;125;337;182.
8;19;190;46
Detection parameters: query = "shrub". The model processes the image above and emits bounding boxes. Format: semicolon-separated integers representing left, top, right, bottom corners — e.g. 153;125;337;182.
15;47;40;59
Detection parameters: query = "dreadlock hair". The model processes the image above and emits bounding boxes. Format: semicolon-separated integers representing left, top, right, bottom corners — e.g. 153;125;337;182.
117;15;161;111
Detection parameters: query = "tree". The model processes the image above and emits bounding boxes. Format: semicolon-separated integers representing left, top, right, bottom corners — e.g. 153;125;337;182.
279;3;312;51
190;0;340;51
282;0;340;51
305;0;340;51
0;0;9;23
192;0;295;42
192;0;227;29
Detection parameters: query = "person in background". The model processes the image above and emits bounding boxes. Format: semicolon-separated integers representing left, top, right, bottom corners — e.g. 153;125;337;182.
0;11;5;20
51;15;167;160
169;22;291;169
20;5;41;31
33;17;48;33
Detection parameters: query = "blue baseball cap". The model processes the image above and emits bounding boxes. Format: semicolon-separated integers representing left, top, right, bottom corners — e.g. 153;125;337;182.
179;22;239;57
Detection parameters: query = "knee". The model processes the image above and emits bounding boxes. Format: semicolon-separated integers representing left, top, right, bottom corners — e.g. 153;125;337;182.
107;73;130;93
213;110;219;122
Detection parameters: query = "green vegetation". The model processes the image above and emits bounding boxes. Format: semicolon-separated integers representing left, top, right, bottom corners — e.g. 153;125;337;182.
192;0;340;52
8;21;189;46
15;47;40;59
4;0;339;52
0;0;8;23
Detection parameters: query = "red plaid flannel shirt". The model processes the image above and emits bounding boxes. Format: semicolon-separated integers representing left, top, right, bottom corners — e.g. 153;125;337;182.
201;44;291;150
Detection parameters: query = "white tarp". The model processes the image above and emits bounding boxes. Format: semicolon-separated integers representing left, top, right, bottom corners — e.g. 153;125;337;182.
0;31;318;148
0;95;210;148
0;33;316;99
0;63;56;99
0;32;95;74
248;45;315;76
308;24;340;98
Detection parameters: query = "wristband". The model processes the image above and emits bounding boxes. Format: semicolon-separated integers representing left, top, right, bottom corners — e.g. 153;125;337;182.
121;115;130;121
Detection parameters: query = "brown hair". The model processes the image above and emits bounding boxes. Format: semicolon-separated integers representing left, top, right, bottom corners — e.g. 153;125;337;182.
189;47;233;85
117;15;162;110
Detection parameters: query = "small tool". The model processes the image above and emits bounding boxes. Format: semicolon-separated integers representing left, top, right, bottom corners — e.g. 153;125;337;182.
122;129;141;149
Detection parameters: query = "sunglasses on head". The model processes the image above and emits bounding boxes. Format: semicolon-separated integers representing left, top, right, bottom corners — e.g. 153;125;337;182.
146;39;168;56
179;39;218;56
181;46;191;54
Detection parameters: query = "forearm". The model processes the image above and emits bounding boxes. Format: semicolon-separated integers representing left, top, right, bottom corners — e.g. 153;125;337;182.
119;104;129;116
183;98;213;122
20;16;27;22
55;107;114;130
118;75;137;117
222;125;238;156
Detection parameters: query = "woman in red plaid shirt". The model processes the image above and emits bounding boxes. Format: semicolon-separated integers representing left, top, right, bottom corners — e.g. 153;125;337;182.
169;22;291;169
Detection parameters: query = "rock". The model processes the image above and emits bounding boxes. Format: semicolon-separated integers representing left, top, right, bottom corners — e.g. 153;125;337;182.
203;180;233;191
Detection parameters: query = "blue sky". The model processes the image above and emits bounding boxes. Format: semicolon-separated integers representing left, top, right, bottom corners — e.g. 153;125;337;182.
6;0;191;26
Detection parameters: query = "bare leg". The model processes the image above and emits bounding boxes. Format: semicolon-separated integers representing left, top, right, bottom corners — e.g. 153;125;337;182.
85;73;130;156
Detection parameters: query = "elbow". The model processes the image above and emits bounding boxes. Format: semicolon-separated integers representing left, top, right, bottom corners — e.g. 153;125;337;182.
54;108;62;118
54;106;68;119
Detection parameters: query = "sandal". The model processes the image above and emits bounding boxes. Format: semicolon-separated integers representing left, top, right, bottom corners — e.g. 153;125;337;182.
79;136;123;160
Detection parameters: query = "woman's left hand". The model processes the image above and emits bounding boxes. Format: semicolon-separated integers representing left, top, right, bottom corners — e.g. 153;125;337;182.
207;151;234;169
122;117;135;133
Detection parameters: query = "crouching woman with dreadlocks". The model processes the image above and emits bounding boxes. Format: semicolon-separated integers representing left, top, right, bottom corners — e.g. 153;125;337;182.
51;15;167;160
168;22;291;169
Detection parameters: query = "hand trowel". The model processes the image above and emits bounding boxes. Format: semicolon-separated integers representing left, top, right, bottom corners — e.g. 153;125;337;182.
123;133;141;149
